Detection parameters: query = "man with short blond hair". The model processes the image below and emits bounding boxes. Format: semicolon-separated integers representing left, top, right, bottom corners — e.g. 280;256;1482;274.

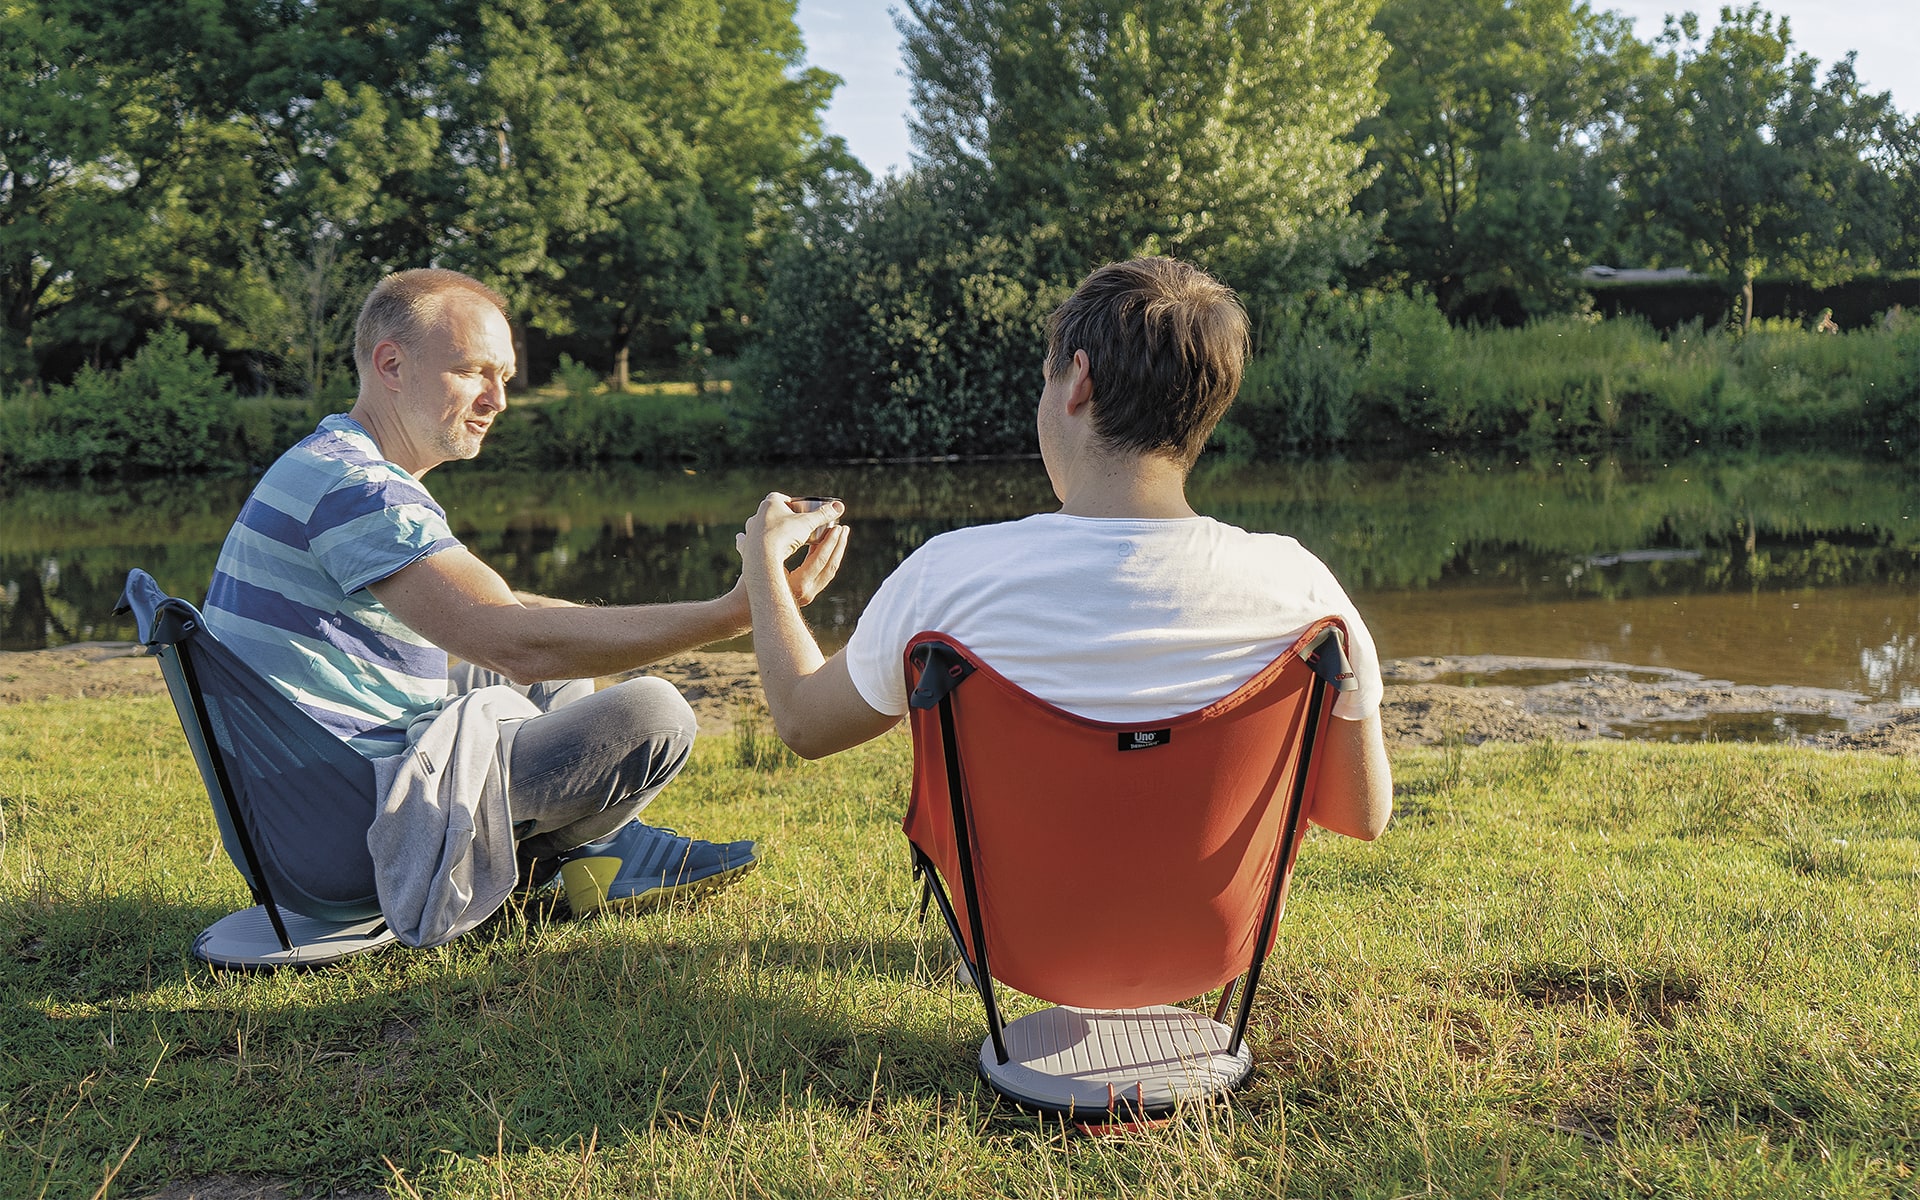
738;256;1391;842
205;268;844;933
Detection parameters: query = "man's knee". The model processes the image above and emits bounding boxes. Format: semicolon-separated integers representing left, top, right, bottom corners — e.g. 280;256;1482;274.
599;675;699;745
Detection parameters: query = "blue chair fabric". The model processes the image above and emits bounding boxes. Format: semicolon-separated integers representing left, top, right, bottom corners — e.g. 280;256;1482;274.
117;569;389;967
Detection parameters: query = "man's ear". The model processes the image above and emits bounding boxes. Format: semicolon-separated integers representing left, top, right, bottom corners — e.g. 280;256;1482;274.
1064;349;1094;415
371;339;406;391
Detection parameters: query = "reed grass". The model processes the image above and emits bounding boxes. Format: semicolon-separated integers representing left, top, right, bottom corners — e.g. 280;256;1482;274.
2;696;1917;1197
1223;300;1920;453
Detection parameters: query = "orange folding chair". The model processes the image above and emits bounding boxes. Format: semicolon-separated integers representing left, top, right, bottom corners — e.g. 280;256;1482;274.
903;617;1355;1122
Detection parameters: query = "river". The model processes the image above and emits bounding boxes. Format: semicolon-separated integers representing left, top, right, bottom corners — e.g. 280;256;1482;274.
4;449;1916;709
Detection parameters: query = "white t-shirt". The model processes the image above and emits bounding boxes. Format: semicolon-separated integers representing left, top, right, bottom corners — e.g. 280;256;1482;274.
842;513;1383;723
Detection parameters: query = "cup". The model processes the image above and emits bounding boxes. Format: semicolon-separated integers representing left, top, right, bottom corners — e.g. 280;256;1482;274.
788;496;842;543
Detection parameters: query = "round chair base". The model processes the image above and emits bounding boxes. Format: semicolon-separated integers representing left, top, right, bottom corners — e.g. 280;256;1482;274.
979;1004;1254;1119
193;905;396;970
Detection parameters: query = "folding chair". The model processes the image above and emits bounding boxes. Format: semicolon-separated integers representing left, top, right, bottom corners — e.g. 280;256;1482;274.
117;569;395;969
903;617;1355;1123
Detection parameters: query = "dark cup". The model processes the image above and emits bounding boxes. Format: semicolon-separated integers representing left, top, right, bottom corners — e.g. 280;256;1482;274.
789;496;842;543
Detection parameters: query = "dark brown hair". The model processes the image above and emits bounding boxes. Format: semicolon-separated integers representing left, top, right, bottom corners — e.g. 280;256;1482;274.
1044;257;1249;468
354;268;509;378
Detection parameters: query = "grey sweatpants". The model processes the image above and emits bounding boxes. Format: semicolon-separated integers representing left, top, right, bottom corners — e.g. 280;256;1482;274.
446;664;698;865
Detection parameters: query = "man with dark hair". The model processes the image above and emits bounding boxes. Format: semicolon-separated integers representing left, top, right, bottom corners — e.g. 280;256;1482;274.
206;268;845;933
737;257;1391;840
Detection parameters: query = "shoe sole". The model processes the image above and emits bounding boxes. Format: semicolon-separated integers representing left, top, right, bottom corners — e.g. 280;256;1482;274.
560;856;760;917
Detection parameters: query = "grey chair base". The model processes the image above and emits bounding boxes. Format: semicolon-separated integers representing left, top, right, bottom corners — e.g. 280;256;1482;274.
978;1004;1254;1120
193;905;396;971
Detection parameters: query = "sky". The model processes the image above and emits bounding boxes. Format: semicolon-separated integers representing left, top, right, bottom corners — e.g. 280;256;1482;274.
793;0;1920;179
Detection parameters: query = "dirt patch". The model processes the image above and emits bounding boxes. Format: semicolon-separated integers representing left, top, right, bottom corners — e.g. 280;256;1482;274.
1383;655;1919;752
0;643;768;737
0;642;171;706
1382;683;1568;746
7;644;1916;751
608;651;765;736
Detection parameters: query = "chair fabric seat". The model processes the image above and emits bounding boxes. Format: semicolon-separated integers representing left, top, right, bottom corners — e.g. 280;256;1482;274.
119;568;392;970
902;617;1354;1120
120;569;380;919
903;619;1346;1008
981;1005;1253;1118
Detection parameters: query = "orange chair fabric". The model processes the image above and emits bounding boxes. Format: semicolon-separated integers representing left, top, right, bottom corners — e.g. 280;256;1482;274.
902;617;1346;1010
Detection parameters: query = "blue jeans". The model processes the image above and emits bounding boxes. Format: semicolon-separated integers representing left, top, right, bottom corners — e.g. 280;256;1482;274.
446;664;698;866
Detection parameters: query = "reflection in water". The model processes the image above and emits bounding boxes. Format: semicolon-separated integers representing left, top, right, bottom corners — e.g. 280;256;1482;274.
1606;711;1852;743
4;451;1917;704
1364;583;1920;693
1860;634;1920;706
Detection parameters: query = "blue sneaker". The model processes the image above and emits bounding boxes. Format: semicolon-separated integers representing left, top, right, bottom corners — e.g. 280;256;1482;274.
558;821;759;915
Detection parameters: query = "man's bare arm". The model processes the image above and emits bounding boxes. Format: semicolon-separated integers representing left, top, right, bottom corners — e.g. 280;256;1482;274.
369;538;843;685
368;547;747;683
739;494;899;757
1307;713;1393;840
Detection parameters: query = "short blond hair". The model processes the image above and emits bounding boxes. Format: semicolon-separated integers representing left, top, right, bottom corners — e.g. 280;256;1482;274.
354;268;509;378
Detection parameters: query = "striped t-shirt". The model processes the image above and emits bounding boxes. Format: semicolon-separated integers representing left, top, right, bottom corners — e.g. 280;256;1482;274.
204;414;461;758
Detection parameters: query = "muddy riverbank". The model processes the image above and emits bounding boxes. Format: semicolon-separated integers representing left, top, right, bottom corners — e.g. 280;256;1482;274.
7;644;1915;752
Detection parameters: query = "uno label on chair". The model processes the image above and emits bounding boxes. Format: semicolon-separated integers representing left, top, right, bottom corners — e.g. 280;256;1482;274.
1117;728;1171;752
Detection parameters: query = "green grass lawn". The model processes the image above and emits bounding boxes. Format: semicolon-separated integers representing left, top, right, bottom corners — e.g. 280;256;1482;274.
3;697;1918;1198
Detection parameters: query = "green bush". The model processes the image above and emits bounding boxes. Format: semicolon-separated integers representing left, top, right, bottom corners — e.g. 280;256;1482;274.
746;172;1077;461
1353;291;1457;432
1342;308;1916;451
8;327;237;476
231;393;354;467
1220;308;1363;455
1884;313;1920;454
477;390;746;468
553;354;602;401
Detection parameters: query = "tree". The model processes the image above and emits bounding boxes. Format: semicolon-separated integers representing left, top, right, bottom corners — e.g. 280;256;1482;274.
442;0;841;387
0;1;257;385
1634;4;1906;326
1887;114;1920;273
5;0;839;393
898;0;1387;307
228;5;475;388
753;0;1390;459
1354;0;1648;319
751;170;1075;459
232;224;370;399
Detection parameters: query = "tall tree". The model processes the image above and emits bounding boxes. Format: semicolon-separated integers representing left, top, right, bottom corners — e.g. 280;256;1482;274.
1355;0;1647;319
1634;4;1905;326
1886;114;1920;274
445;0;840;386
0;0;259;385
6;0;838;391
898;0;1387;306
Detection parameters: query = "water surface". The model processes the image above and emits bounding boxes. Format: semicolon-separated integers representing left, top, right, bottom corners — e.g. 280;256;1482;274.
5;450;1916;704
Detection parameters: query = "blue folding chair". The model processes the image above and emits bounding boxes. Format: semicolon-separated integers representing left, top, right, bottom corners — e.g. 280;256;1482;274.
117;569;396;969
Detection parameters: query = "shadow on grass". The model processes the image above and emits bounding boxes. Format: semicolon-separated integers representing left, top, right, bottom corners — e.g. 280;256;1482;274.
1474;959;1707;1028
2;891;1003;1194
2;889;239;1001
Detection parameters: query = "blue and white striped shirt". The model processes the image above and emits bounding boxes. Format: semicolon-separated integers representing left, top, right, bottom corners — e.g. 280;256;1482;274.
205;415;461;758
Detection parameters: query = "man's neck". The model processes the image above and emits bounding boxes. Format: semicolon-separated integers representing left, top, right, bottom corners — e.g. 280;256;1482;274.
1055;451;1197;519
346;397;433;477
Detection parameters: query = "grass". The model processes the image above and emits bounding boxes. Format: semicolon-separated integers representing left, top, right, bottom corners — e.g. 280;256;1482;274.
3;697;1919;1197
1311;305;1920;452
1428;316;1886;448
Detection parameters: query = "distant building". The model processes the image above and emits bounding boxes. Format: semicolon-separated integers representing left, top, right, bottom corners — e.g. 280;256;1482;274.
1580;265;1697;283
